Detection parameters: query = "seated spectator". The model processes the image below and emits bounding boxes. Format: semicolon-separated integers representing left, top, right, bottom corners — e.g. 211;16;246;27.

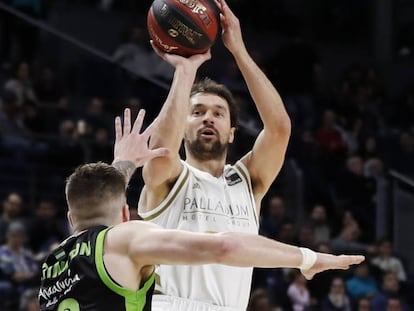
346;262;378;301
260;195;286;240
386;296;407;311
19;288;40;311
334;155;377;242
25;199;69;254
0;192;24;245
309;204;332;244
321;277;352;311
0;222;39;309
0;90;33;152
357;297;371;311
330;222;377;255
371;238;407;282
298;224;316;249
371;272;410;311
4;62;37;106
247;288;275;311
287;269;311;311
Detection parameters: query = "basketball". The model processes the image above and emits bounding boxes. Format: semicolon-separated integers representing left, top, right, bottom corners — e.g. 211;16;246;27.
147;0;220;57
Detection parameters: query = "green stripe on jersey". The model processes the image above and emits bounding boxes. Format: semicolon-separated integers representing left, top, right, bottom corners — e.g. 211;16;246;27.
95;228;155;311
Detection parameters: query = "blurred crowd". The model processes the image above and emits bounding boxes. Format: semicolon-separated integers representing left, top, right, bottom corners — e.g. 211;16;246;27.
1;0;414;310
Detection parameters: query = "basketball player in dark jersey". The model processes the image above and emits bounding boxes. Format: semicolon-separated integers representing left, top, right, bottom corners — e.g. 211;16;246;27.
39;109;364;311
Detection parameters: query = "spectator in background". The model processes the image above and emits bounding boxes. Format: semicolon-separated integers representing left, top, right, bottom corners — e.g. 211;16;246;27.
19;288;40;311
346;262;378;301
88;127;113;163
298;224;316;250
33;64;68;131
0;89;33;153
330;221;377;256
25;199;68;254
357;297;371;311
48;119;86;175
334;155;377;241
33;65;65;104
4;61;37;106
247;288;276;311
321;277;352;311
278;219;299;245
287;269;311;311
260;195;286;240
386;296;405;311
315;109;348;180
0;222;39;309
0;192;24;245
113;25;173;83
309;204;332;244
371;238;407;282
82;97;112;133
371;272;410;311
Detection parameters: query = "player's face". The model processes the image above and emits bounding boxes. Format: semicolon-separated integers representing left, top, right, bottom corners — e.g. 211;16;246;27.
185;93;235;160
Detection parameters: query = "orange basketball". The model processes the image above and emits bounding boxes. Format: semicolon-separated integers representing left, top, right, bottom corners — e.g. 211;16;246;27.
147;0;220;57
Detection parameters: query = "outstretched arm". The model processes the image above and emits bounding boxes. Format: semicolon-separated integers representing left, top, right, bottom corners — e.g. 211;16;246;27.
115;221;364;280
217;0;291;205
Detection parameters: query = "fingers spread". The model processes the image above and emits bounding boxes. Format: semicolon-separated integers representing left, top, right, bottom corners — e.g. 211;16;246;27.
123;108;131;134
132;109;146;135
115;116;122;142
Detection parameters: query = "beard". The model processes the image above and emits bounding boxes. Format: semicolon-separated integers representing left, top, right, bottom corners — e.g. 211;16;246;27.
185;136;228;161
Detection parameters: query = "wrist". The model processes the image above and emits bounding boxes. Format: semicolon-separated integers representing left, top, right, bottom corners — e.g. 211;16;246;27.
298;247;317;271
111;160;137;182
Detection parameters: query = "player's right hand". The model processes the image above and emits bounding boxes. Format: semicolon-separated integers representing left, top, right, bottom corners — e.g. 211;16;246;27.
150;40;211;71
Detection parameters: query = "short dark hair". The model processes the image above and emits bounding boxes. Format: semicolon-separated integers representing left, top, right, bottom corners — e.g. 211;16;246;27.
65;162;126;218
191;78;239;128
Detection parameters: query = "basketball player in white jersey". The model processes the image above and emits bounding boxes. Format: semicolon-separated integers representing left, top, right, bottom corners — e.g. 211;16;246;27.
138;0;343;310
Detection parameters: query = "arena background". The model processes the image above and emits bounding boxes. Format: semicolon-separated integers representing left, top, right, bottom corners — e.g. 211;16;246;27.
0;0;414;310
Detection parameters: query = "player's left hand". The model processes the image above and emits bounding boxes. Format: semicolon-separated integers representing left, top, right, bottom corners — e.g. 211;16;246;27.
113;108;169;167
301;253;365;280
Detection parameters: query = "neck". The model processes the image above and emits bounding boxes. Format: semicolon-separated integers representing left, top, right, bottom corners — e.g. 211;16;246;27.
186;157;227;177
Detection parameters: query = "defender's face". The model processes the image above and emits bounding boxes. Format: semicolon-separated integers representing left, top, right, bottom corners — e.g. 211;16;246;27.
185;93;235;160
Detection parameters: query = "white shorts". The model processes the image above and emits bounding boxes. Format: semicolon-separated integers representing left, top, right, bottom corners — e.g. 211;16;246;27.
151;295;245;311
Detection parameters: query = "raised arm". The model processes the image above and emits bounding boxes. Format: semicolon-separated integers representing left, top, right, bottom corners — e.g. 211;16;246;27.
111;108;169;180
112;221;364;280
217;0;291;204
140;46;211;210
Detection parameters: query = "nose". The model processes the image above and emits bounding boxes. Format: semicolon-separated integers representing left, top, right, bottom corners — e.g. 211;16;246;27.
202;110;215;125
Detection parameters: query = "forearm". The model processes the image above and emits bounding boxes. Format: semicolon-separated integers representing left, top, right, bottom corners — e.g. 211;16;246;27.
233;49;290;131
218;232;307;268
149;65;197;152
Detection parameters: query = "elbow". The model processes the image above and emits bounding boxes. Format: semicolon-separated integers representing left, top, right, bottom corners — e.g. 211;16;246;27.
214;233;241;264
266;117;291;138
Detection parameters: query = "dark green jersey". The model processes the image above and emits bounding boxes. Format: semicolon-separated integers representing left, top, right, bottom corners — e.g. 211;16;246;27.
39;226;154;311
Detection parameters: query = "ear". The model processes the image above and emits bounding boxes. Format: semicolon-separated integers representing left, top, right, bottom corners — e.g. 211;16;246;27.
122;204;130;222
228;127;236;144
67;211;74;228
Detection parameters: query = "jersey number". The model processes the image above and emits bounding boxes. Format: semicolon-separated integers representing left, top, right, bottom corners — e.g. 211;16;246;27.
58;298;80;311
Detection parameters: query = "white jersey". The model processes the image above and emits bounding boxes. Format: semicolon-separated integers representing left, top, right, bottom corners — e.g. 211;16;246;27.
139;160;259;310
